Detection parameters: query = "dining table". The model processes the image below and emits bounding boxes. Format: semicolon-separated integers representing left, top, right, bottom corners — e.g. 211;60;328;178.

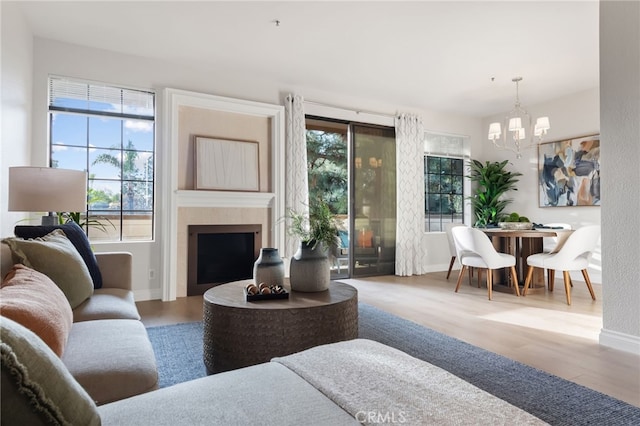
480;228;573;293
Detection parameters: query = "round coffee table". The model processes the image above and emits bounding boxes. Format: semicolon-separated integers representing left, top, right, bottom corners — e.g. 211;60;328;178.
203;280;358;374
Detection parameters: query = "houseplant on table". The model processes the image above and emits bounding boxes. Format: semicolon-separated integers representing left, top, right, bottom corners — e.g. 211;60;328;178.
468;160;522;227
287;197;341;292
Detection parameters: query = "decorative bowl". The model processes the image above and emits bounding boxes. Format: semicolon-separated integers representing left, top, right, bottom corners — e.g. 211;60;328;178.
498;222;534;230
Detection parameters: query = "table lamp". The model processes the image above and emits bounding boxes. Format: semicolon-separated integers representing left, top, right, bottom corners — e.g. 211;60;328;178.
8;167;87;225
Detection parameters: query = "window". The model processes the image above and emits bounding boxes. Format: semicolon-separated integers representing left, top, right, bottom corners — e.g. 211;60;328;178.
48;76;155;241
425;156;464;231
424;132;469;232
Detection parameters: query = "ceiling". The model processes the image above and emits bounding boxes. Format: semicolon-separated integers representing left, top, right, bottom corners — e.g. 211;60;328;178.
13;1;600;118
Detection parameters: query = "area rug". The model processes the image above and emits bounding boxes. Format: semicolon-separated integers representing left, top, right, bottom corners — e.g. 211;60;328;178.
147;303;640;425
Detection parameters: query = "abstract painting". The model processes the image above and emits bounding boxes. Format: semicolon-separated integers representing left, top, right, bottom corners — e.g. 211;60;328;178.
538;134;600;207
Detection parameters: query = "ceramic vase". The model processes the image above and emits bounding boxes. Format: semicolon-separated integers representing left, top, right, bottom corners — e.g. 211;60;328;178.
253;248;284;287
289;241;330;292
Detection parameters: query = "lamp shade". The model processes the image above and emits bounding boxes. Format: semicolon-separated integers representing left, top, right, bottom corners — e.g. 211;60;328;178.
508;117;522;131
488;122;501;139
8;167;87;213
535;116;550;131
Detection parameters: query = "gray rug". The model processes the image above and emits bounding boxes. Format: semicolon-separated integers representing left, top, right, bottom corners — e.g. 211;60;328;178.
147;303;640;425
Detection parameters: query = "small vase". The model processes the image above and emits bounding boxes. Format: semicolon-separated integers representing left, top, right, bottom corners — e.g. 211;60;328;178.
253;248;284;287
289;241;330;292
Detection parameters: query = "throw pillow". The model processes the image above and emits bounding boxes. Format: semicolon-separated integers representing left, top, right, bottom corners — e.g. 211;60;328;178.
0;317;100;425
15;222;103;289
2;230;94;309
1;265;73;357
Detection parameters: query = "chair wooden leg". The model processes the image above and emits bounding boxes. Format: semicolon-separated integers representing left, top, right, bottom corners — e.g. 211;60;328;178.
523;266;535;296
548;269;555;292
563;270;572;305
581;269;597;300
510;266;520;296
487;268;493;300
455;265;466;293
477;269;483;288
446;256;456;279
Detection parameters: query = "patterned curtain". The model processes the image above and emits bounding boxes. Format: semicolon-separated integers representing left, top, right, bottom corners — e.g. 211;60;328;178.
284;94;309;258
395;113;426;276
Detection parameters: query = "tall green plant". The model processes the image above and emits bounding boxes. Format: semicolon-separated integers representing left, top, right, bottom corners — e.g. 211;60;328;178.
468;160;522;227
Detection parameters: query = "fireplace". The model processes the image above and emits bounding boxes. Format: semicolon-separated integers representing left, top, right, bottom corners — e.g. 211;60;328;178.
187;224;262;296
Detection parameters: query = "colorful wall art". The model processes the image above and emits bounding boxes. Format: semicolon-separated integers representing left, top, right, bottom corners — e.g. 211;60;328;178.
538;134;600;207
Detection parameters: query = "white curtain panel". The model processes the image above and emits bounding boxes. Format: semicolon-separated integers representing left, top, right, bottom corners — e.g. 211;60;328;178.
284;94;309;258
395;113;427;276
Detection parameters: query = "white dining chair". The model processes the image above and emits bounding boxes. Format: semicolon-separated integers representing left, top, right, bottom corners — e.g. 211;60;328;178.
523;225;600;305
444;223;465;279
451;226;520;300
542;223;572;253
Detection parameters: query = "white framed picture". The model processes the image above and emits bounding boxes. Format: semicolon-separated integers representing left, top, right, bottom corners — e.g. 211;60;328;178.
194;136;260;191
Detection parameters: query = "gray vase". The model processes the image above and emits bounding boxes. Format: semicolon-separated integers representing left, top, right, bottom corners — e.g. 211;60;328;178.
253;248;284;287
289;241;330;292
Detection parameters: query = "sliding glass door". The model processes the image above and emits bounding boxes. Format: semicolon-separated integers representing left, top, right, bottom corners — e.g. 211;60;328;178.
352;125;396;277
305;117;396;278
305;118;349;279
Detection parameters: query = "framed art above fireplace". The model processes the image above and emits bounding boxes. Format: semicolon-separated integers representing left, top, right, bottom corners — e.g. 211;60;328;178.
194;136;260;191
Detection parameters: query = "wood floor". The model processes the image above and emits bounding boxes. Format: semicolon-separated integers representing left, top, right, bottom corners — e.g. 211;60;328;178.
136;271;640;408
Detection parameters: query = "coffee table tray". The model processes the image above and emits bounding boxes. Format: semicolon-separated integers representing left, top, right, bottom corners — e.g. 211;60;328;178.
244;288;289;302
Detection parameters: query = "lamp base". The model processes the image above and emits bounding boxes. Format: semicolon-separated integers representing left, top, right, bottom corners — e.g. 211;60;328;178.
41;214;57;226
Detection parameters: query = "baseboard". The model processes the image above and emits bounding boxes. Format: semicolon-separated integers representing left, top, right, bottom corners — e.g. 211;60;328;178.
134;287;163;301
599;328;640;355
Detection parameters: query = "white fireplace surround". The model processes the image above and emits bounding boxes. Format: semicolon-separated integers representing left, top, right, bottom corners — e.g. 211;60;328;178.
161;88;285;301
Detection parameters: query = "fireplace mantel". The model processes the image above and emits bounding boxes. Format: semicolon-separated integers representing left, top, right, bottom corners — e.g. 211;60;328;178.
176;190;275;208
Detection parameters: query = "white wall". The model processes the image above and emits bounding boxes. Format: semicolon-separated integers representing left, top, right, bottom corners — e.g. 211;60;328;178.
1;3;33;237
599;0;640;354
481;88;602;283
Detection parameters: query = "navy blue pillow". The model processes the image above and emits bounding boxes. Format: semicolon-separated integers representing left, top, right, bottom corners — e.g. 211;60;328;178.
14;222;103;289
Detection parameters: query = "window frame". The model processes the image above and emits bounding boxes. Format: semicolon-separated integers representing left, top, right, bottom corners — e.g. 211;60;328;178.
423;131;470;232
48;76;156;242
424;154;465;232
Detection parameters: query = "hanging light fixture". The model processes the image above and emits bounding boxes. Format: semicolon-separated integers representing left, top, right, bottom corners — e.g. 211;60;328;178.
488;77;550;159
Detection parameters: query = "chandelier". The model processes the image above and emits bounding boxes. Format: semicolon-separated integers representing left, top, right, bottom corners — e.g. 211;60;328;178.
488;77;550;159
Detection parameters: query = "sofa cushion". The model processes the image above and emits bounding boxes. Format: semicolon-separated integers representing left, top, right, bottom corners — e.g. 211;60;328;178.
0;265;73;357
73;288;141;322
0;317;100;426
15;222;103;289
98;362;359;425
2;230;94;308
63;319;158;405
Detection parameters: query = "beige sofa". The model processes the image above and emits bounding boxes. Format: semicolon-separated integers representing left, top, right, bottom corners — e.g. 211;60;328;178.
1;243;158;405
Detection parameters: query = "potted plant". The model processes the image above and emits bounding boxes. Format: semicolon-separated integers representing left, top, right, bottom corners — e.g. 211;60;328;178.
57;211;115;234
287;197;342;292
468;160;522;227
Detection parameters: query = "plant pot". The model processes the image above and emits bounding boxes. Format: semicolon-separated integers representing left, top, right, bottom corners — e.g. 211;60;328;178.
253;248;285;287
289;241;330;292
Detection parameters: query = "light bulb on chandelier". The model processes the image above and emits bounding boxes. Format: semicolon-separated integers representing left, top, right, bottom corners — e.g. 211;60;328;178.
488;77;550;159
